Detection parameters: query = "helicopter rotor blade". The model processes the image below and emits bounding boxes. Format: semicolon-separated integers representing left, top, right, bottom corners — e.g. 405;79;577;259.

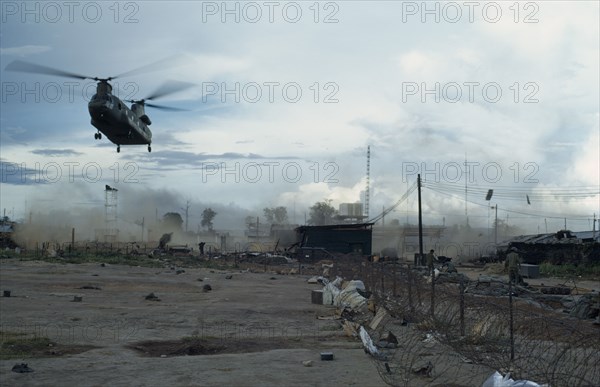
144;102;189;111
113;55;184;80
145;80;195;101
5;60;90;80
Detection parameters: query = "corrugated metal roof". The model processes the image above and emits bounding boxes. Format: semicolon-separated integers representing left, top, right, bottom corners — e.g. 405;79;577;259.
506;230;599;244
572;231;600;241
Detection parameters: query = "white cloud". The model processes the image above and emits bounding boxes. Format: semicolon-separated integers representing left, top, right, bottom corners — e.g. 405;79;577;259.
0;1;598;233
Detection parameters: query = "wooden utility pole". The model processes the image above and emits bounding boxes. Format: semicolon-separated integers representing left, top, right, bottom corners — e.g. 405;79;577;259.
418;174;423;263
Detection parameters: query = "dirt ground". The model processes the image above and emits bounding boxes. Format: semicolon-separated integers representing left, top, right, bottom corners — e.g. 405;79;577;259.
1;259;596;387
0;259;390;387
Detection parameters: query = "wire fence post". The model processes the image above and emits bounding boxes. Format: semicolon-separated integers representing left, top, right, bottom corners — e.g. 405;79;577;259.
460;276;465;337
509;277;515;361
392;261;397;297
408;267;414;313
370;261;374;292
381;263;385;294
430;265;435;319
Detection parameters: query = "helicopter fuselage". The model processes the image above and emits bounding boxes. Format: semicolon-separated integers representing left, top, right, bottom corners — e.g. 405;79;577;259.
5;59;190;153
88;92;152;151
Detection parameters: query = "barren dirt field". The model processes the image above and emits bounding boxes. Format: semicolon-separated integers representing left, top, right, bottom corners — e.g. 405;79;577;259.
3;258;598;387
0;259;389;387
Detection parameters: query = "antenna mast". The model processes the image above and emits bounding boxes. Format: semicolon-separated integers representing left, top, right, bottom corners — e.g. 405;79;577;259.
365;145;371;220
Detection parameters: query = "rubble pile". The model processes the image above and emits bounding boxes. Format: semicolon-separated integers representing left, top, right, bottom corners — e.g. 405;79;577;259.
569;292;600;321
309;263;599;385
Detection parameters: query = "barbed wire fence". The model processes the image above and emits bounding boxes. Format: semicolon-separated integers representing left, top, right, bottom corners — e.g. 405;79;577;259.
331;257;600;387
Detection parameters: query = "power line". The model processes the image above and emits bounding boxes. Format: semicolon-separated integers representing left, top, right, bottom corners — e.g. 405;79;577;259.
424;184;596;221
369;181;418;224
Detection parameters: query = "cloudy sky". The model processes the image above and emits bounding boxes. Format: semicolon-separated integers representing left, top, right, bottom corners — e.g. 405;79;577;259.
1;1;598;234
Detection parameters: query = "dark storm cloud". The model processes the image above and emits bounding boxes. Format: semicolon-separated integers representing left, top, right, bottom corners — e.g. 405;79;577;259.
120;150;299;170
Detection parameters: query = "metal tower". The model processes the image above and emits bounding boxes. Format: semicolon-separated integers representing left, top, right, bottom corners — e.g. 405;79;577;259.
364;145;370;219
104;185;118;242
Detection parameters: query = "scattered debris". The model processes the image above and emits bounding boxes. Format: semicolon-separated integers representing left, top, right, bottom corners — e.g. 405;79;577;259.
72;296;82;302
269;277;277;280
202;284;212;292
3;290;11;297
320;352;334;361
540;286;571;295
311;290;323;304
422;333;436;343
359;326;378;356
322;278;341;305
302;360;313;367
384;362;392;374
78;286;101;290
12;363;34;373
435;272;469;284
317;314;340;321
225;275;233;279
342;320;360;337
145;292;161;301
412;361;433;378
482;371;548;387
369;307;391;330
176;269;185;275
569;292;600;320
197;278;204;282
377;331;398;349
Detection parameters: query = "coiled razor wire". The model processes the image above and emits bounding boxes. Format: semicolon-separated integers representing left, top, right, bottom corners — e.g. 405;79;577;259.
332;258;599;387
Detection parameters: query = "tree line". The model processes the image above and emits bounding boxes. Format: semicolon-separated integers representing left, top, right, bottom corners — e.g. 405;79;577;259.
161;200;340;232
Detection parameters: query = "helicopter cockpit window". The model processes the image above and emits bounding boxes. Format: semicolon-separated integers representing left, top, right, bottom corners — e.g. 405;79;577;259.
118;103;122;110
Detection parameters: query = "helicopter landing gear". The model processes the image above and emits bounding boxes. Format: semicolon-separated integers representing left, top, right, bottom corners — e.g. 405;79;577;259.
148;145;152;153
94;132;102;140
117;145;120;153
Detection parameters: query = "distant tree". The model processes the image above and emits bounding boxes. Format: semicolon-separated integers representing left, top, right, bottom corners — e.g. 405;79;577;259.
163;212;183;231
201;208;217;231
308;200;337;226
245;215;256;227
263;206;288;224
245;215;258;233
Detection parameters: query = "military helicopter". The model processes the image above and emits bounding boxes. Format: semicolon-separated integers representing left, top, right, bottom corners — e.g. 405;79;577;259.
5;59;191;153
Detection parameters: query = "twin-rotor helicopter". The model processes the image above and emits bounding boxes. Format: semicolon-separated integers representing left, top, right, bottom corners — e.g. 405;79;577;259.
5;59;192;153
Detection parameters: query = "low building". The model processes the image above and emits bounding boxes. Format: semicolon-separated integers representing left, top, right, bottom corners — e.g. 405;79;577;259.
0;219;17;249
505;230;600;265
293;223;373;261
